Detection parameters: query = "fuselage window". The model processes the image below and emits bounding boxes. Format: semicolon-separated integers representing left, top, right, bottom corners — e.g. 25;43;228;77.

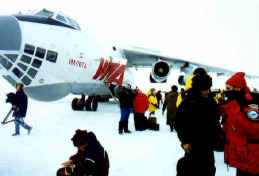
36;47;46;59
21;76;32;86
24;44;35;55
18;63;28;71
32;59;42;68
12;67;23;78
5;54;18;63
46;50;58;63
21;55;32;64
27;68;38;78
0;55;12;70
56;15;67;24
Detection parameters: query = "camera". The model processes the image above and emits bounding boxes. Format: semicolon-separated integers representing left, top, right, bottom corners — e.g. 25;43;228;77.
6;92;17;105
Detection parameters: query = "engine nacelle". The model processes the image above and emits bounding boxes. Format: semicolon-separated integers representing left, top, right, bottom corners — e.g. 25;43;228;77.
150;61;170;83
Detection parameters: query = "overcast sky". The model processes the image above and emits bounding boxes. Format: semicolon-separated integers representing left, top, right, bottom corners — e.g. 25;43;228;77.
1;0;258;76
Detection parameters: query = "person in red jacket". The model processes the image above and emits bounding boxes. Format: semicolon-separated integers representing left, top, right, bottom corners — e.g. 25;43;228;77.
133;88;149;131
221;72;259;176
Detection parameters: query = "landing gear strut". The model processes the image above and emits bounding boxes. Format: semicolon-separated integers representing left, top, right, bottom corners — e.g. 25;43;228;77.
85;96;98;111
71;95;98;111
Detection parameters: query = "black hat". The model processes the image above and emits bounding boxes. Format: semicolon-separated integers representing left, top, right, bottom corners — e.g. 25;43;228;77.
71;129;88;147
192;73;212;91
193;67;207;76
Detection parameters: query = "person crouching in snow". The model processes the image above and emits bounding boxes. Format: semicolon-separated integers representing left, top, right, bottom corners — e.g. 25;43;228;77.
58;129;109;176
221;72;259;176
133;88;149;131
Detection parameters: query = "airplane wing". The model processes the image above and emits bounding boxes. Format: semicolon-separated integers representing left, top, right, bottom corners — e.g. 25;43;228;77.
118;47;259;79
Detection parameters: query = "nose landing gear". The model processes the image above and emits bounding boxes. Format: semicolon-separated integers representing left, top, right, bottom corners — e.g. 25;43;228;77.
71;95;98;111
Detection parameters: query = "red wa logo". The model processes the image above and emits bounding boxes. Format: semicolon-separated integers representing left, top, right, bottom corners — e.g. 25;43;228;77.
92;58;126;85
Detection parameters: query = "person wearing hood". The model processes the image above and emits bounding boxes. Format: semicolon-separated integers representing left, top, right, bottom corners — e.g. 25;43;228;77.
162;85;179;132
133;88;149;131
147;88;159;117
221;72;259;176
175;72;220;176
58;129;109;176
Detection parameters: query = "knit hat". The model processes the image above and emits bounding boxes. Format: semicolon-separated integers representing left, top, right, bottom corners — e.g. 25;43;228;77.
193;67;207;76
226;72;252;101
71;129;88;147
192;73;212;91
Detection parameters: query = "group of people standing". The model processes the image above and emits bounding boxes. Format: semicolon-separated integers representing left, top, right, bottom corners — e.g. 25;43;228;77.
174;68;259;176
6;69;259;176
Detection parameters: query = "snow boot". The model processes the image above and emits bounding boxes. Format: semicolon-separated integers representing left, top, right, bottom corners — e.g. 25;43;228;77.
118;122;123;134
124;121;131;133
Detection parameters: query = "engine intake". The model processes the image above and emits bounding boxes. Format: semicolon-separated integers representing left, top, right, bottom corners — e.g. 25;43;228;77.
150;61;170;83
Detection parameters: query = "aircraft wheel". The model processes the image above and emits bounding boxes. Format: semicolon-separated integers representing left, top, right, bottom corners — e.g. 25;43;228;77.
85;96;93;111
72;98;79;111
91;96;98;111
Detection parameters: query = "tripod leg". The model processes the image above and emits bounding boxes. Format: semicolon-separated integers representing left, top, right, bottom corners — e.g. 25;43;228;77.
1;109;13;125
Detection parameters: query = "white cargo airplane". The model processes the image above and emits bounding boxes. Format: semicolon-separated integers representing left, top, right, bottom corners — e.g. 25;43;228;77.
0;9;256;111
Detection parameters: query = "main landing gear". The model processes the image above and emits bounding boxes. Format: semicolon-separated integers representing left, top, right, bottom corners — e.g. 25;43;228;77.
71;95;98;111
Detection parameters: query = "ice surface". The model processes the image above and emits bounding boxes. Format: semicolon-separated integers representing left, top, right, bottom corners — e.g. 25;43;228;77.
0;78;236;176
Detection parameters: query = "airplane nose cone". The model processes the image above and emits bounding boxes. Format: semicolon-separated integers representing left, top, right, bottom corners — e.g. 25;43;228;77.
0;16;21;51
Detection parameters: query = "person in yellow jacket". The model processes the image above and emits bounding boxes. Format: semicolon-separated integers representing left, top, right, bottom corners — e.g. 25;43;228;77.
176;75;193;107
147;88;159;116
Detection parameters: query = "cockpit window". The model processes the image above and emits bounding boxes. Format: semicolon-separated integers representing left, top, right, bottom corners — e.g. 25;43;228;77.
24;44;35;55
67;17;81;30
32;58;42;68
56;15;67;23
12;67;23;78
35;9;54;18
27;68;37;78
4;54;17;63
0;55;12;70
46;50;58;63
21;76;32;86
21;55;32;64
18;62;28;71
36;47;46;59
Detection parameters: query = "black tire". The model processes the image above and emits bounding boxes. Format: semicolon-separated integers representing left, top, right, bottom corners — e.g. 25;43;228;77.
91;96;98;111
85;96;93;111
72;98;79;110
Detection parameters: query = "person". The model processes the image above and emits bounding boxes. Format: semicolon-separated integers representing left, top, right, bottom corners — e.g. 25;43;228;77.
133;88;149;131
116;85;135;134
156;90;163;108
162;85;178;131
175;73;220;176
147;88;159;117
176;68;208;108
12;83;32;136
221;72;259;176
59;129;109;176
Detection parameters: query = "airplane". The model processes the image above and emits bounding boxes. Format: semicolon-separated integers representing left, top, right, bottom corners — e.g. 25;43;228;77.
0;9;257;111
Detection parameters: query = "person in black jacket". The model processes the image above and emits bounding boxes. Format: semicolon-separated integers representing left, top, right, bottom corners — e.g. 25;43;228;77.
59;129;109;176
115;85;135;134
175;73;220;176
12;83;32;136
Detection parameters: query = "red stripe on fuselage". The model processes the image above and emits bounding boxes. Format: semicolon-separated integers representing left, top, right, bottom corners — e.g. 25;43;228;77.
92;58;126;85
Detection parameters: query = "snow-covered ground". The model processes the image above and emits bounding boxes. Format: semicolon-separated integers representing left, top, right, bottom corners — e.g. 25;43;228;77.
0;79;236;176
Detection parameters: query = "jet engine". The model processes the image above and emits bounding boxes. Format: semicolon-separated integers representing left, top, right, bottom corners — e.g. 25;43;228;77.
150;60;170;83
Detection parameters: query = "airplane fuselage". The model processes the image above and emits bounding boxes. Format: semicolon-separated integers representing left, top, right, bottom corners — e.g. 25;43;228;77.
0;14;130;101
